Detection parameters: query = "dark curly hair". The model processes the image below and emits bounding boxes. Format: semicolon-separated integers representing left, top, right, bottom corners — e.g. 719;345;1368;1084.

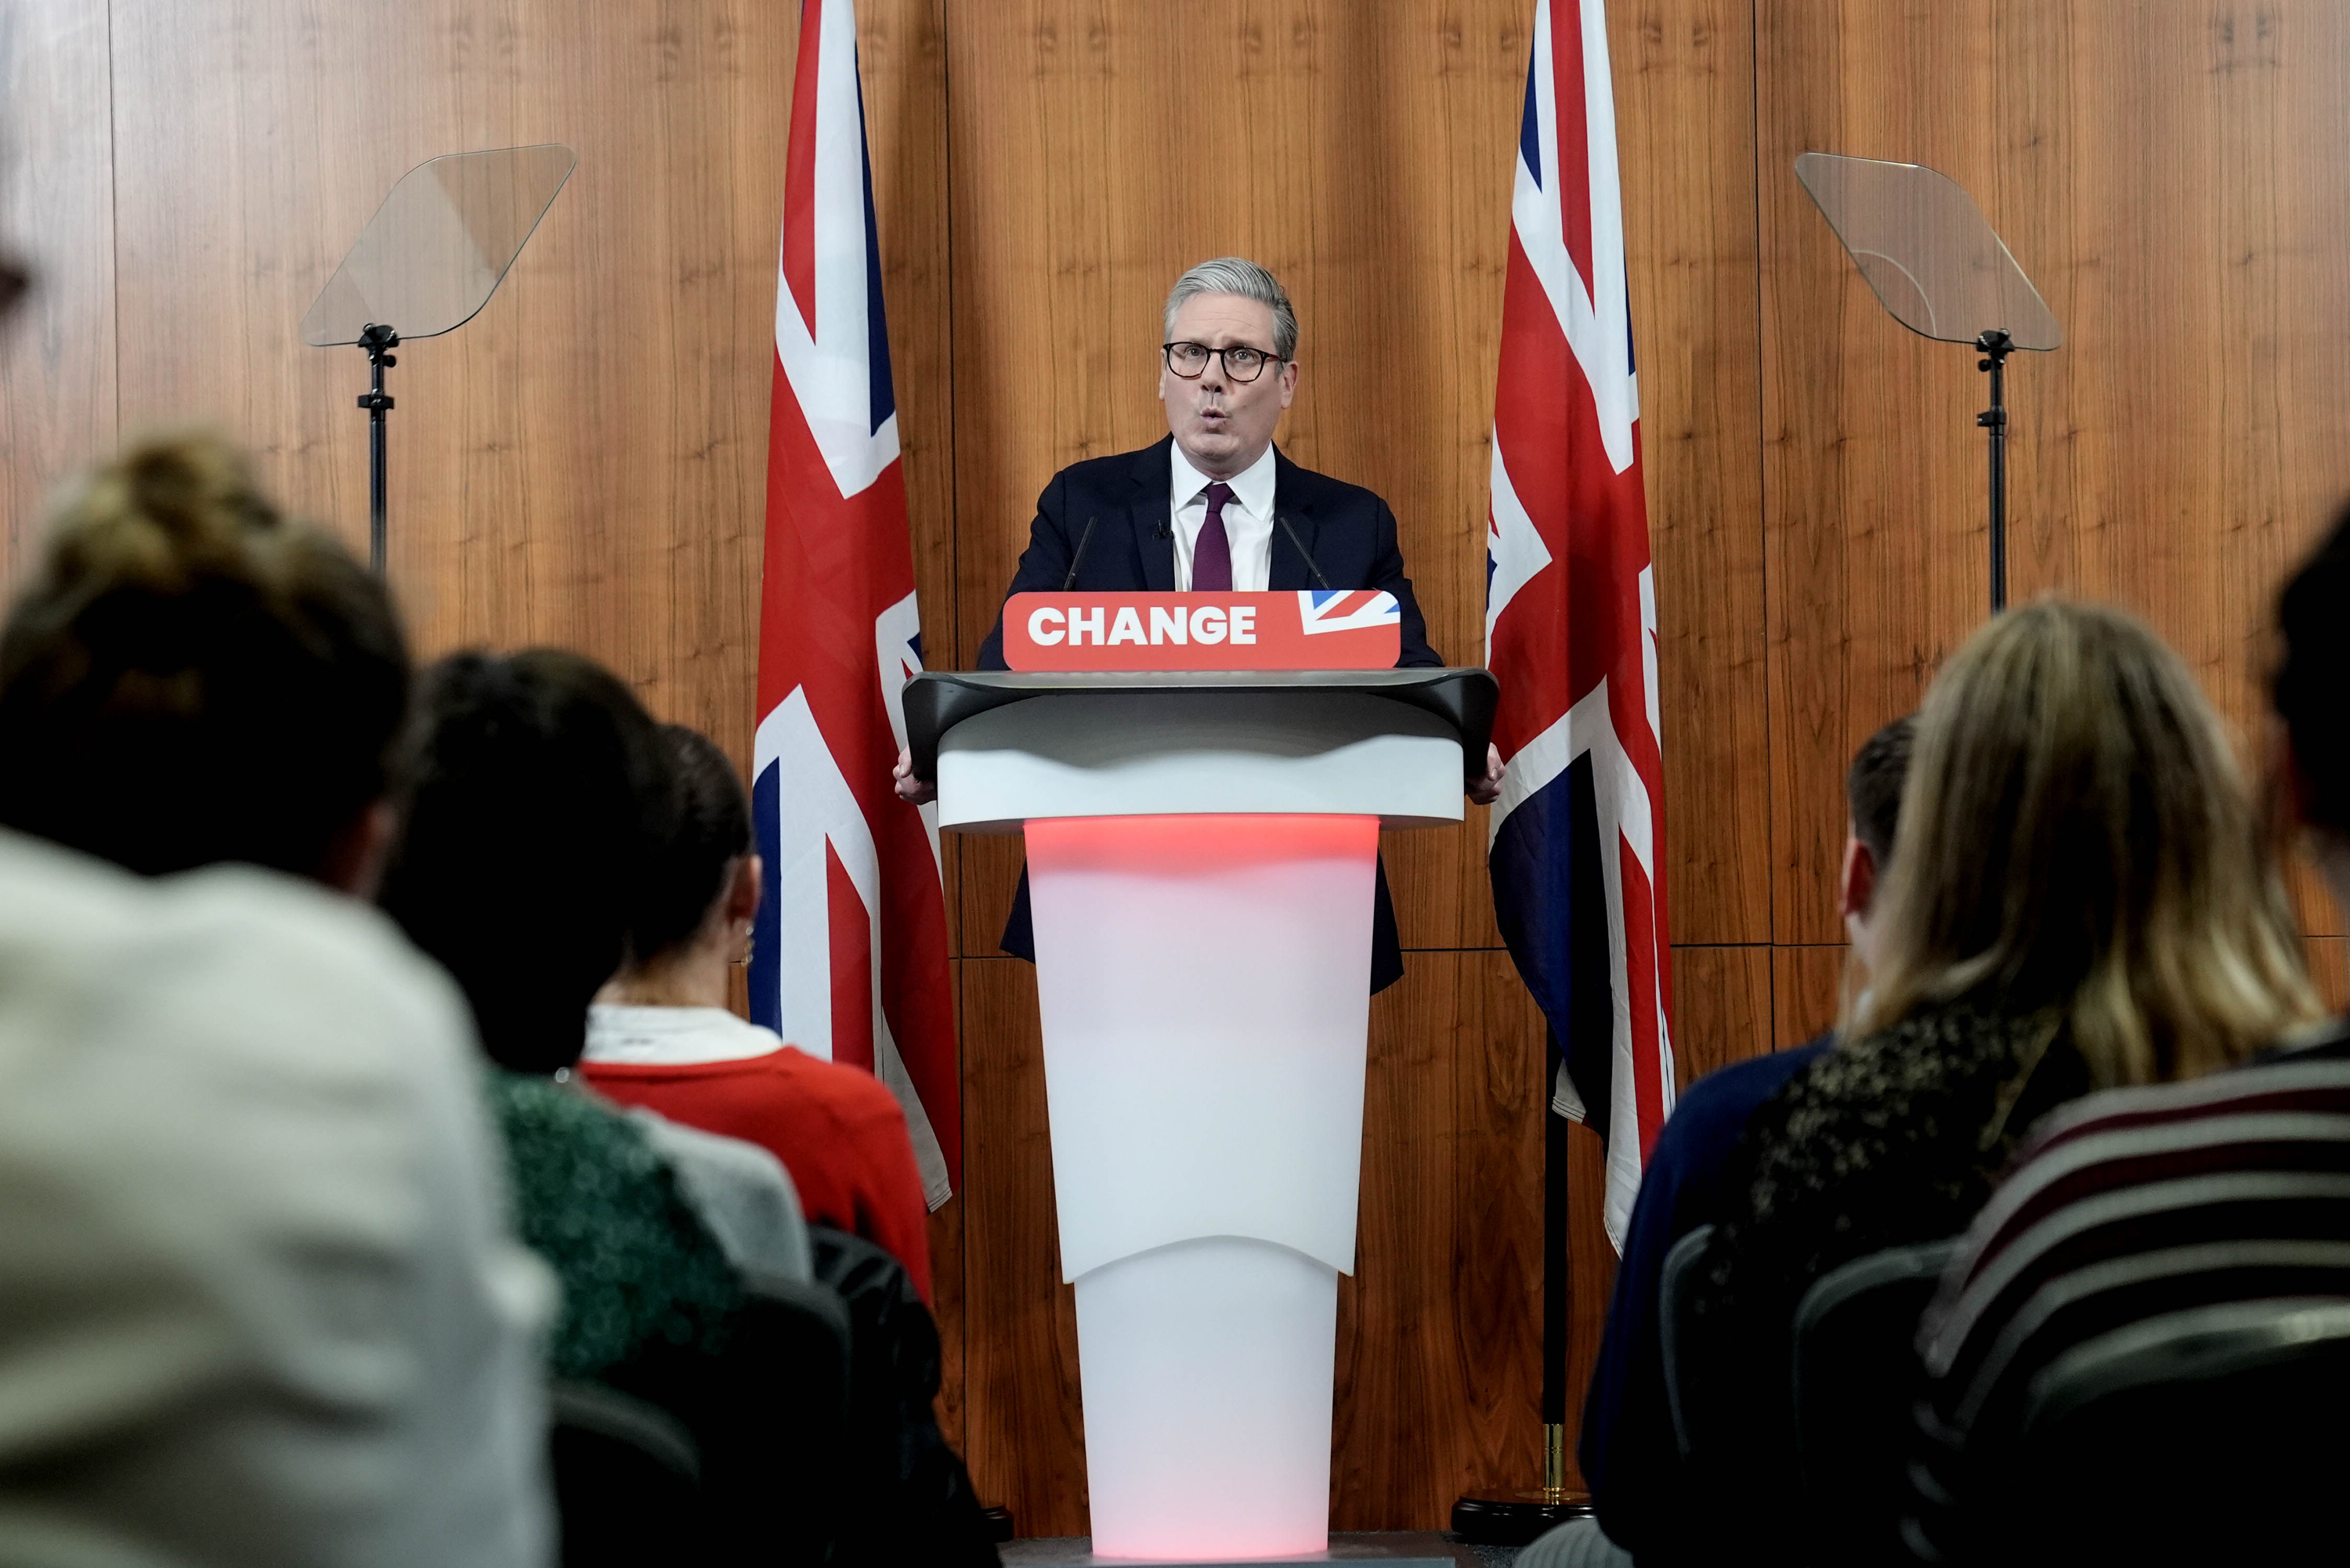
379;649;675;1074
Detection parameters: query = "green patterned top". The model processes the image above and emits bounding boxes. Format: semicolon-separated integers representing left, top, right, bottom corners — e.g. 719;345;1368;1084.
484;1070;743;1382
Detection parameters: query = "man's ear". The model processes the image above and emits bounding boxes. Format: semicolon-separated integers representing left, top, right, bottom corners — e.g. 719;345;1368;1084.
725;853;763;928
319;799;400;898
1838;832;1876;923
1278;357;1300;409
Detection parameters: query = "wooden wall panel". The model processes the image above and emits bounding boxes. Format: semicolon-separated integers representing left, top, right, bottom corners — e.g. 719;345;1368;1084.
106;0;812;768
2305;937;2349;1017
0;0;117;577
1760;2;2350;944
956;956;1088;1532
1614;0;1772;946
1758;2;2005;945
1772;945;1847;1052
1335;951;1549;1526
1670;945;1773;1089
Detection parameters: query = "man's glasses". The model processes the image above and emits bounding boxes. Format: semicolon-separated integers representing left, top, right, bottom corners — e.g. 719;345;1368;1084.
1162;341;1283;384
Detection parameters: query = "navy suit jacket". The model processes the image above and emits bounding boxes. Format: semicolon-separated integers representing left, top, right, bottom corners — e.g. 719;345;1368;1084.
978;438;1444;992
1579;1035;1835;1558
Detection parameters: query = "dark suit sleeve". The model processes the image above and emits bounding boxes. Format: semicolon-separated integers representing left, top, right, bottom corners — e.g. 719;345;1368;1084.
975;470;1079;670
1371;497;1443;667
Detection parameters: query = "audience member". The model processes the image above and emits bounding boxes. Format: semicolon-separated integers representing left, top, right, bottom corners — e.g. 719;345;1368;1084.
1536;716;1914;1566
1683;600;2318;1563
0;432;407;886
584;723;936;1299
378;650;814;1384
1907;518;2350;1562
0;435;552;1563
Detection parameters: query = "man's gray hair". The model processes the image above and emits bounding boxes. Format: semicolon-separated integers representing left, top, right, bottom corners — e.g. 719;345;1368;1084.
1163;258;1298;363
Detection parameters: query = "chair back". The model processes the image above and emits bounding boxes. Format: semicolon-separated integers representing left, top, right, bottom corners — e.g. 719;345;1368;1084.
707;1277;857;1566
1658;1222;1713;1459
548;1380;702;1567
812;1226;1003;1566
1789;1236;1960;1567
2002;1297;2350;1565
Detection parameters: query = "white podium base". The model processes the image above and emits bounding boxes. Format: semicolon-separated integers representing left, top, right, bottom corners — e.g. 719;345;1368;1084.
1025;813;1378;1561
1076;1237;1337;1559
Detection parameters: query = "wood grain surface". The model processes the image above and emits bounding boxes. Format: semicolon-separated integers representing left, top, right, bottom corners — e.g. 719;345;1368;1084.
9;0;2350;1535
0;0;115;579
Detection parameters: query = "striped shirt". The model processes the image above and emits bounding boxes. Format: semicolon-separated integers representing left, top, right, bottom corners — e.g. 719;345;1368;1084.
1909;1025;2350;1556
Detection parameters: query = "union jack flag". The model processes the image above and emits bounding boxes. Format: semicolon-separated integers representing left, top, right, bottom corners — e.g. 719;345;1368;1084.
1486;0;1672;1248
1298;589;1400;634
750;0;956;1205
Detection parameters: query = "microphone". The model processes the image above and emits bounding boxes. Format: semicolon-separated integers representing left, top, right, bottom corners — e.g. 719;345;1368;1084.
1061;515;1100;590
1275;511;1332;590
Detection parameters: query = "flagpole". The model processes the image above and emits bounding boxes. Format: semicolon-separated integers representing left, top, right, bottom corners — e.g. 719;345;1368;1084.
1541;1095;1569;1483
1451;1045;1592;1545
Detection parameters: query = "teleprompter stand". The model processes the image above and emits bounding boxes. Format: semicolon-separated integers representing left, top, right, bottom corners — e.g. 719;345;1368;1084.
356;324;397;574
1795;152;2061;614
302;144;576;576
1976;328;2012;613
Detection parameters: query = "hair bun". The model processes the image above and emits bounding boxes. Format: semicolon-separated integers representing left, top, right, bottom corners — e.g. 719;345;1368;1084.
46;432;282;595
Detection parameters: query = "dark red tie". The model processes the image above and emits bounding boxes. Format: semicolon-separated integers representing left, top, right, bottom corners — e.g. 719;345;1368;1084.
1194;482;1235;592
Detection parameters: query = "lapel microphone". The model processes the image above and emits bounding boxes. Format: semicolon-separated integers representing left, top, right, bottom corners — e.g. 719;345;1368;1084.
1275;510;1332;590
1062;515;1100;590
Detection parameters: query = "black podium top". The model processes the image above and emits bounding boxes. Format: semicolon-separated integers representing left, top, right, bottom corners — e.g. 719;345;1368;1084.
902;667;1499;786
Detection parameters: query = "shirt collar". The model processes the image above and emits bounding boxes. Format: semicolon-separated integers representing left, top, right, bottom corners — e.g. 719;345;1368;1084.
581;1003;786;1067
1170;440;1278;519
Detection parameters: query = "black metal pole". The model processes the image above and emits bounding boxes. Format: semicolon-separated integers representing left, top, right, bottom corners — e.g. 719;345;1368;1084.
357;323;399;576
1976;329;2012;615
1448;1031;1593;1546
1542;1086;1571;1486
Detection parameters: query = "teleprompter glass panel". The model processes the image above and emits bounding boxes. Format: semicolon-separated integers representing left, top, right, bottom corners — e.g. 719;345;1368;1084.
1795;152;2060;352
301;144;576;347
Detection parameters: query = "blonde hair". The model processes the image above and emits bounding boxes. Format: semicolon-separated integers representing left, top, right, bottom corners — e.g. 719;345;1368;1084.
1848;598;2318;1087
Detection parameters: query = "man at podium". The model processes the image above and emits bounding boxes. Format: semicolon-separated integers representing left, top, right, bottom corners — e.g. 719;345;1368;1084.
969;255;1439;666
896;255;1502;989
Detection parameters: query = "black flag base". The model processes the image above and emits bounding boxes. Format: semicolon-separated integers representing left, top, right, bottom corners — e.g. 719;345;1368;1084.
1450;1424;1594;1545
1450;1489;1593;1547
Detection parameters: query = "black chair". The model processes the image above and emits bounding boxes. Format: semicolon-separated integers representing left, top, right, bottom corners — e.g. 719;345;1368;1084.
1788;1235;1959;1568
1991;1297;2350;1566
584;1273;855;1567
811;1226;1001;1567
548;1380;702;1567
1658;1221;1713;1460
704;1276;856;1566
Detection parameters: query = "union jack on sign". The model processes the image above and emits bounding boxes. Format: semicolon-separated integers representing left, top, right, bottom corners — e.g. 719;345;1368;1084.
1299;589;1401;635
1486;0;1673;1248
750;0;957;1205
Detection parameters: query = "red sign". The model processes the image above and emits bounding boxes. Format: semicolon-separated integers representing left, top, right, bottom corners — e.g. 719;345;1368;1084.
1003;591;1402;672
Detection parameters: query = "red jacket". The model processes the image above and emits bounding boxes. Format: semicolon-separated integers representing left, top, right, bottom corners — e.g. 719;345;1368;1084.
581;1007;932;1301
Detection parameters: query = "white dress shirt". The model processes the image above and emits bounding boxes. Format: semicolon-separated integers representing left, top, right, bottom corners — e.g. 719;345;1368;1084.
1170;441;1278;591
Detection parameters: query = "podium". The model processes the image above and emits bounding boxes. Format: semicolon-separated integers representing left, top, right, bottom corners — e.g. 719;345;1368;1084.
906;667;1495;1563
